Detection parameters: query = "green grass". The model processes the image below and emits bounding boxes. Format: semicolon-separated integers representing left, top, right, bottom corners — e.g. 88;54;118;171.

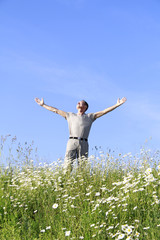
0;136;160;239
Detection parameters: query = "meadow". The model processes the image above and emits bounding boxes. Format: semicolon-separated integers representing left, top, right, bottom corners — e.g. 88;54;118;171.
0;135;160;240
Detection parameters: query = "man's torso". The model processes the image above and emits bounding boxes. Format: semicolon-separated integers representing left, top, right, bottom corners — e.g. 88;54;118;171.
65;112;95;139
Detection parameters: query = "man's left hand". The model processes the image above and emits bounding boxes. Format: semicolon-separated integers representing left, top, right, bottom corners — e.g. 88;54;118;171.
117;97;127;105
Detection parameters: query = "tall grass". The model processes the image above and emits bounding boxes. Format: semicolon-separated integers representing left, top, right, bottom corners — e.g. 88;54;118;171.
0;136;160;239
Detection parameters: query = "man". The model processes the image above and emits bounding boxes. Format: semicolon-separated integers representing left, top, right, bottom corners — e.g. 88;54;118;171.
35;97;127;171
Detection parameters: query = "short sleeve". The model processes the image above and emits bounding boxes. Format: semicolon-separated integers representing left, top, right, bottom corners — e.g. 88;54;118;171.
88;113;96;122
65;112;72;120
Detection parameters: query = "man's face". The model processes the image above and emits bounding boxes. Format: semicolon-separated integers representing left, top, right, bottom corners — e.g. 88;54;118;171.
76;101;87;112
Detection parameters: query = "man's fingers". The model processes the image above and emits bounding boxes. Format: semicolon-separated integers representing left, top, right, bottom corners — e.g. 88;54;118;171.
121;97;127;104
41;98;44;105
35;97;42;105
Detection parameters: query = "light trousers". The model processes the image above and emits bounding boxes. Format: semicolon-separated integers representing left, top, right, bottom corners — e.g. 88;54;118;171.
64;139;88;172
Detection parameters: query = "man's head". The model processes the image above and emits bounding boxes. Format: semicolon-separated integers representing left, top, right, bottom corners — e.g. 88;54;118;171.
76;100;89;113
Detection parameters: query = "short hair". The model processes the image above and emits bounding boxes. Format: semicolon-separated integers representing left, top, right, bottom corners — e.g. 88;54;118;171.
82;100;89;111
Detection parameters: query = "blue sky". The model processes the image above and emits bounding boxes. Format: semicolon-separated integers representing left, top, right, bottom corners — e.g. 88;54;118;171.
0;0;160;163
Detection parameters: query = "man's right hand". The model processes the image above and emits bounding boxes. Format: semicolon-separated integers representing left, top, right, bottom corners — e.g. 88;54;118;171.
35;97;44;106
34;98;67;118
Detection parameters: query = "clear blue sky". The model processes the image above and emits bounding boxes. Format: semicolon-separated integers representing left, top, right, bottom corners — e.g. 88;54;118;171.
0;0;160;163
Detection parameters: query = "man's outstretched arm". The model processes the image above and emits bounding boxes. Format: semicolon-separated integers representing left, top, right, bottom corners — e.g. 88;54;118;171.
94;97;127;119
34;97;67;119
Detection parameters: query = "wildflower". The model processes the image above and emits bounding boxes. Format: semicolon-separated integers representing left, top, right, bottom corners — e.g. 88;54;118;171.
135;219;139;223
40;229;45;233
145;173;155;182
135;231;140;237
105;211;109;217
58;176;62;182
71;205;75;208
121;224;128;232
118;233;125;239
62;194;69;198
145;168;152;175
65;231;71;236
126;237;133;240
143;227;150;230
125;226;132;235
90;224;95;227
79;236;84;239
92;234;96;237
95;192;100;196
46;226;51;230
106;226;114;230
86;192;91;196
52;203;58;209
95;204;99;208
115;223;120;228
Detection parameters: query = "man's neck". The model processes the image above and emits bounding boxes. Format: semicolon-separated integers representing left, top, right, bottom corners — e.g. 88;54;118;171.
77;110;85;116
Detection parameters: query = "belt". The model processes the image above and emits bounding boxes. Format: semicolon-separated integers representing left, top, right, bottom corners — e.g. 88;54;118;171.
69;137;88;141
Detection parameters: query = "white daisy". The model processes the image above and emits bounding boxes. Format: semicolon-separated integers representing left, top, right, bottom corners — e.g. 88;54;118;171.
65;231;71;236
52;203;58;209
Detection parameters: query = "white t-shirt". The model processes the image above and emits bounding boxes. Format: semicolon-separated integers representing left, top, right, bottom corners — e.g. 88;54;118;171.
65;112;96;139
